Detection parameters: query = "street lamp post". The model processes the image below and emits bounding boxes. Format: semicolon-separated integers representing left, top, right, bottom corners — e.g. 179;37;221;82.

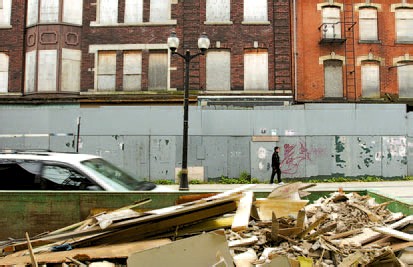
167;31;210;191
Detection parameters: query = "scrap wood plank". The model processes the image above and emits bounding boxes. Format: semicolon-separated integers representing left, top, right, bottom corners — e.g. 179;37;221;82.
297;214;328;239
348;202;381;222
324;229;363;241
304;222;337;240
267;182;306;199
0;239;171;265
271;212;279;242
228;236;259;248
390;241;413;252
231;191;254;232
70;201;238;247
373;227;413;242
32;194;241;244
254;198;309;220
296;209;306;229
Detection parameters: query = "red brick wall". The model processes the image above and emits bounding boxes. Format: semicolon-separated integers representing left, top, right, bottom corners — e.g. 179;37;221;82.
0;0;25;93
295;0;413;102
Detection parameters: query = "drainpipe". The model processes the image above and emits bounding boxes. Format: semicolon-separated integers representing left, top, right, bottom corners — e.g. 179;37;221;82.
293;0;298;103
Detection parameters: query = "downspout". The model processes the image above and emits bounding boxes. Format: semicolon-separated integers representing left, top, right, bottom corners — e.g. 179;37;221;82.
293;0;298;104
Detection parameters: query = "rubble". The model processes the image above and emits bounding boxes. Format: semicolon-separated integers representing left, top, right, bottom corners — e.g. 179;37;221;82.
0;183;412;266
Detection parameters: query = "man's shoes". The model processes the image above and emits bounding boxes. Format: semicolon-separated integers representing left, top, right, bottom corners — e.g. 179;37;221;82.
278;182;284;185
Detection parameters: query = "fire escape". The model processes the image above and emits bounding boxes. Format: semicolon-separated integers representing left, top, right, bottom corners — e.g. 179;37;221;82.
318;1;357;101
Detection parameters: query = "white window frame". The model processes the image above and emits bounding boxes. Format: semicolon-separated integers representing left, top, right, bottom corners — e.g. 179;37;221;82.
398;62;413;98
61;49;81;92
206;0;231;24
396;8;413;43
0;53;9;93
206;50;231;91
38;50;58;92
125;0;143;24
244;51;269;91
322;6;341;39
0;0;12;28
243;0;268;23
361;61;380;98
25;51;37;93
27;0;39;26
359;7;378;41
324;59;343;98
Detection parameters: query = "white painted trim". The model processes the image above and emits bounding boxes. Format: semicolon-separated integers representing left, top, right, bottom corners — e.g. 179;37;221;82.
89;44;168;53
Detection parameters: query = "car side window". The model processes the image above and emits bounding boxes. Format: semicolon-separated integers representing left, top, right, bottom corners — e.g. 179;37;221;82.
0;161;42;190
41;165;100;190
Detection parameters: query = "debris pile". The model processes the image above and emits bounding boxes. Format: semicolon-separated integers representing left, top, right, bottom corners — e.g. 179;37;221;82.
0;183;412;266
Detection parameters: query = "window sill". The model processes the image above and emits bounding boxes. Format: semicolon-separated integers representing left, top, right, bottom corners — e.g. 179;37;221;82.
90;20;177;27
204;21;233;25
0;25;12;29
395;41;413;44
241;21;271;25
358;40;381;44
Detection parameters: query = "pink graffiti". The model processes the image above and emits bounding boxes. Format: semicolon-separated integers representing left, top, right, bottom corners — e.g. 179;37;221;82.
280;142;324;175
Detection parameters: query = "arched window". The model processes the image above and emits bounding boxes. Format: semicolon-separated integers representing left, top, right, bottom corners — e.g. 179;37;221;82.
324;59;343;98
361;61;380;98
359;7;378;41
322;6;341;39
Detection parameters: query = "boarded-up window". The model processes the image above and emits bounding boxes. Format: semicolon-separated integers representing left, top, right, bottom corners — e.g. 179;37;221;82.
40;0;59;23
398;63;413;97
97;51;116;91
396;8;413;42
38;50;57;92
324;59;343;98
123;51;142;91
361;62;380;98
63;0;83;25
148;52;167;90
206;0;230;22
322;7;341;39
61;49;81;92
0;53;8;93
99;0;118;25
150;0;169;22
27;0;39;26
0;0;11;26
25;51;37;93
125;0;143;23
206;51;231;90
244;51;268;90
359;8;378;41
244;0;267;22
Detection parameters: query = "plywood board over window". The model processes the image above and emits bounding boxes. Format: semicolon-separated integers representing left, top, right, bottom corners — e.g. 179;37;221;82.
125;0;143;23
396;8;413;42
25;51;37;93
361;62;380;98
359;8;378;41
38;50;57;92
97;51;116;91
322;7;341;39
61;49;81;92
148;52;167;90
63;0;83;25
206;51;231;91
0;53;8;93
27;0;39;26
123;51;142;91
40;0;59;23
99;0;118;25
324;59;343;98
398;63;413;97
244;51;268;91
150;0;169;22
206;0;230;22
244;0;267;22
0;0;11;26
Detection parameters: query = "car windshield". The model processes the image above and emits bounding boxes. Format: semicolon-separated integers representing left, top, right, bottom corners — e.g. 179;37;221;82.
81;158;155;191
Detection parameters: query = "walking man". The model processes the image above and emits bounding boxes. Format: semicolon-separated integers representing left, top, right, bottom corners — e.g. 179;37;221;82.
270;146;282;184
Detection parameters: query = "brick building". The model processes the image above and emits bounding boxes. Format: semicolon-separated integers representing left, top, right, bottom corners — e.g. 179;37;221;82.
0;0;293;105
294;0;413;104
